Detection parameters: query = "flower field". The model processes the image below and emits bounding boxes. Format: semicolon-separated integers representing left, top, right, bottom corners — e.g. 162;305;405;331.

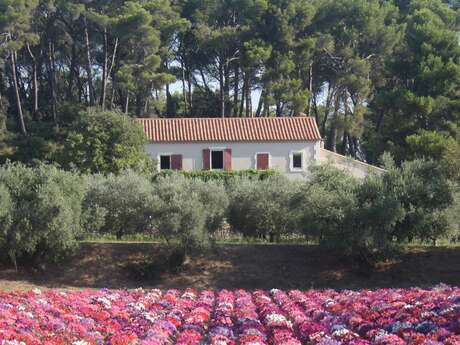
1;287;460;345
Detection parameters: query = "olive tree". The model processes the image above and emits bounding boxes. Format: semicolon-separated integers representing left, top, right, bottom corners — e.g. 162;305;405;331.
227;176;299;241
151;175;208;252
83;170;156;239
0;163;86;269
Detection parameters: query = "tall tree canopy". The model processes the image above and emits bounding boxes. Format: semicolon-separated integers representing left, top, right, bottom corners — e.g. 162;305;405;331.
0;0;458;167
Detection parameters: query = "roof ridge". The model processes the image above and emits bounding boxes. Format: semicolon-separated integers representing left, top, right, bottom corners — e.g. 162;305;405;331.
136;116;316;120
136;117;322;142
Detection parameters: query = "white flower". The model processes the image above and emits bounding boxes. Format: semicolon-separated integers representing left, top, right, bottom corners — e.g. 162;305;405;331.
2;341;26;345
265;312;291;327
32;288;42;295
144;312;158;323
37;299;48;305
134;302;145;311
96;297;112;309
72;341;90;345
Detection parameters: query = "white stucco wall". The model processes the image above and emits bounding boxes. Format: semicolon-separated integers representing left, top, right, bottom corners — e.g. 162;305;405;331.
317;148;385;178
145;141;321;179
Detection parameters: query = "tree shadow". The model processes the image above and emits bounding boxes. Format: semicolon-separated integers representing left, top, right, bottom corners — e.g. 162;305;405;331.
1;243;460;291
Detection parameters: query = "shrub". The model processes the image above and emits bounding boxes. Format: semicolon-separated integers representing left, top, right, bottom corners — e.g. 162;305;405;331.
293;159;454;264
155;169;278;182
227;176;299;241
83;170;156;239
381;156;454;245
447;185;460;241
151;175;208;253
189;178;229;233
291;165;358;245
58;108;153;174
0;184;12;261
0;163;86;269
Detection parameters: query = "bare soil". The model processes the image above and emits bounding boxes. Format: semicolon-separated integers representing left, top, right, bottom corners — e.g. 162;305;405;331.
0;243;459;291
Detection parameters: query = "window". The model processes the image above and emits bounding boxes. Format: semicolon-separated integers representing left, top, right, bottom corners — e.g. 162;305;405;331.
160;155;171;170
291;151;303;171
256;153;270;170
211;150;224;170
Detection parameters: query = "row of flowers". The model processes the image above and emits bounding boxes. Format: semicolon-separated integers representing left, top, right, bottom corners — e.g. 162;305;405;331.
0;286;460;344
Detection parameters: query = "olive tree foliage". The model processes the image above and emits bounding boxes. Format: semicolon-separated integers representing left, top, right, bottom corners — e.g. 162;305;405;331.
0;184;13;261
227;176;300;241
0;163;86;269
292;158;454;262
191;179;229;234
151;175;208;252
83;170;156;239
447;185;460;241
291;164;359;244
380;155;454;245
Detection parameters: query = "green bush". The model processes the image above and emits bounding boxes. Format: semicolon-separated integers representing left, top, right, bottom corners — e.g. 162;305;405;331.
151;175;208;253
447;185;460;241
381;156;454;245
83;170;156;239
58;108;153;174
190;178;229;233
0;163;86;269
293;159;454;264
155;169;278;182
292;165;358;245
0;184;12;261
227;176;299;241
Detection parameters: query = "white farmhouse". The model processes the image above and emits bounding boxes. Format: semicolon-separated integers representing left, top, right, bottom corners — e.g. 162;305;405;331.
137;116;383;178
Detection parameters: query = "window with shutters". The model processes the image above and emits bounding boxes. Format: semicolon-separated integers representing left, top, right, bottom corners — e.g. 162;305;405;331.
160;155;171;170
211;150;224;170
256;153;270;170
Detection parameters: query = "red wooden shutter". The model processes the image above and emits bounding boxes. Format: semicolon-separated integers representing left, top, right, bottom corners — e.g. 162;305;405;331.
171;154;183;170
202;149;210;170
224;148;232;171
256;153;269;170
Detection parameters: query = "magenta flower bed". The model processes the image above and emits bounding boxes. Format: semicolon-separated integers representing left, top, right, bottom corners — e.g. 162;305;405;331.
1;287;460;345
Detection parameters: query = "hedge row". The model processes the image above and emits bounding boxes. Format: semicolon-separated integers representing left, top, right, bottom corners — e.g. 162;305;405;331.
154;169;278;182
0;157;457;268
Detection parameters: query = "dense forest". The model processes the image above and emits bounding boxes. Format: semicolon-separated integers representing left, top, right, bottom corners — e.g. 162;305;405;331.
0;0;459;168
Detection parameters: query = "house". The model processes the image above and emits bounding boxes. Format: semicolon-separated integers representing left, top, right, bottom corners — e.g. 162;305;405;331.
137;116;383;178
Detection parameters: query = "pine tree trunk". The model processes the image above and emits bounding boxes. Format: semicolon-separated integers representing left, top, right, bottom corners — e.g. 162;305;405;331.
108;37;119;111
181;59;188;115
224;63;230;116
187;69;193;116
125;92;129;114
48;42;57;123
100;27;108;111
10;51;27;136
306;63;313;115
219;60;225;118
84;16;95;106
233;64;239;116
245;72;252;117
68;42;77;101
239;77;245;117
255;89;264;117
26;43;38;118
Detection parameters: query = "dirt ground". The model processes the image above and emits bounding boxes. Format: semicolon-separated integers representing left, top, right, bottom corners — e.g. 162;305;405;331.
0;242;459;291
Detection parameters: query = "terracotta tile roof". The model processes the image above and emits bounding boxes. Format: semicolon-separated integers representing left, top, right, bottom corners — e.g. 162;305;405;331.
137;117;322;143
